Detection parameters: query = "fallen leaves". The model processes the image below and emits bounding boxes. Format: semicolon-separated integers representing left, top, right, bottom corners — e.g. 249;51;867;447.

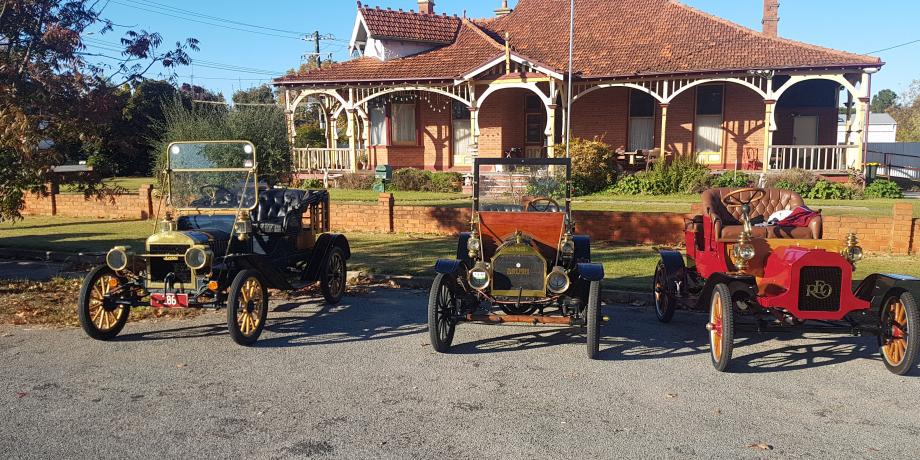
666;393;678;399
746;442;774;451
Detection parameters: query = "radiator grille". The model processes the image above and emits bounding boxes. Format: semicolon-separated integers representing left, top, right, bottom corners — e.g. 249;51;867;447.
149;244;190;255
798;266;842;312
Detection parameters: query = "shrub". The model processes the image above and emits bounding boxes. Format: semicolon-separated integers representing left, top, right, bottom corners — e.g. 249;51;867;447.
526;173;566;198
428;172;463;193
805;180;854;200
297;178;324;189
643;156;711;194
764;169;818;192
711;171;753;188
569;138;618;195
772;179;812;197
391;168;431;191
336;173;375;190
864;179;903;199
610;173;645;195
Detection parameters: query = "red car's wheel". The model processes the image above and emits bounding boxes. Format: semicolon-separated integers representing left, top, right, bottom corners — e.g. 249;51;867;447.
653;261;675;323
707;283;734;372
879;291;919;375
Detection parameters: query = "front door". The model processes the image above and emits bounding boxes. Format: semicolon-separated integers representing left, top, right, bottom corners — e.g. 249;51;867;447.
452;102;472;166
793;116;819;145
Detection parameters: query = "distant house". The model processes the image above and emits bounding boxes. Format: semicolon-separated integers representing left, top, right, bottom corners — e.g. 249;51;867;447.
839;113;897;144
274;0;882;173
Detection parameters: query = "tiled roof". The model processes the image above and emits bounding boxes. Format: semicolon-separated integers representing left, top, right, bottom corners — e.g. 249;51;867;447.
486;0;880;78
276;20;503;84
359;4;461;44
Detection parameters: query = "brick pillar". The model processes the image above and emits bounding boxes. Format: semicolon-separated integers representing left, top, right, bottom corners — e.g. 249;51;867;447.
891;203;913;255
379;192;394;233
139;184;154;220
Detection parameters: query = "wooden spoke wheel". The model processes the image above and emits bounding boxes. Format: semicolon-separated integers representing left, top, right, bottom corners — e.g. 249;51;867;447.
586;280;602;359
428;273;457;353
653;261;675;323
879;291;919;375
227;270;269;346
707;283;734;372
78;266;130;340
321;246;347;305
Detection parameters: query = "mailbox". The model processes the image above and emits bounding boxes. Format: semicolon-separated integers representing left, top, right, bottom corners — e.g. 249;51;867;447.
375;165;392;181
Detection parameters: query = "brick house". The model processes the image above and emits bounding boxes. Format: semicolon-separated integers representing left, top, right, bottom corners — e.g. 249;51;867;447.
273;0;882;174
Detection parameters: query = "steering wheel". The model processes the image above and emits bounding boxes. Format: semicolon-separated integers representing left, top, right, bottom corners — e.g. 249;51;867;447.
198;185;236;206
527;197;561;212
721;188;766;209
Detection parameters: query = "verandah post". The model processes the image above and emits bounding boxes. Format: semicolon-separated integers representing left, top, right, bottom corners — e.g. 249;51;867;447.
762;100;775;172
658;103;669;158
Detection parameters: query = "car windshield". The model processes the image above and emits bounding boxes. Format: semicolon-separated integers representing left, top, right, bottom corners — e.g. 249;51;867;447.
167;141;258;210
474;158;571;213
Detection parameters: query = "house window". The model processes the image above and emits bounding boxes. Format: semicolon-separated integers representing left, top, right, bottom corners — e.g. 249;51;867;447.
628;90;655;151
391;102;417;145
369;100;387;146
525;95;545;145
452;101;472;166
695;85;724;163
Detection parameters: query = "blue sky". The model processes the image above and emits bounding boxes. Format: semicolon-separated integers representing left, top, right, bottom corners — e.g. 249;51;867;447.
93;0;919;101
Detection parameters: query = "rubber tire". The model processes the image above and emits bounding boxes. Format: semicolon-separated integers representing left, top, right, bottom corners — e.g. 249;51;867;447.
227;270;269;346
586;280;601;359
879;291;920;376
653;261;675;323
709;283;734;372
320;246;347;305
428;273;457;353
78;266;130;341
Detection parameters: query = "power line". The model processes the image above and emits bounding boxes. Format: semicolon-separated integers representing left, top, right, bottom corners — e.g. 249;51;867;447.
131;0;310;36
865;39;920;55
83;41;285;75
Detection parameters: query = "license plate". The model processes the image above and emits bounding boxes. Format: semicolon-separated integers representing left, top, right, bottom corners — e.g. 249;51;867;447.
150;293;189;308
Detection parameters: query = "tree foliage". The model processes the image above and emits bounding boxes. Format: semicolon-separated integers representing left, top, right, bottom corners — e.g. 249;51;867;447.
871;89;898;113
891;80;920;142
232;84;275;105
0;0;197;220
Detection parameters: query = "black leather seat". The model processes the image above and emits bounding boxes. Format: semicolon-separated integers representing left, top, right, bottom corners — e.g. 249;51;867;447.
251;188;307;234
480;203;524;212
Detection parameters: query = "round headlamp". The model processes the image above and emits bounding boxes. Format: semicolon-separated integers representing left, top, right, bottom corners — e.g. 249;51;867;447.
105;247;130;271
467;263;490;291
546;266;570;294
467;235;481;253
844;245;863;263
561;239;575;257
184;247;211;270
732;243;756;262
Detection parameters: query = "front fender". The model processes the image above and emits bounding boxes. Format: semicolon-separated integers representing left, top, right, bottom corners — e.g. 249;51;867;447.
434;259;465;276
695;272;757;310
855;273;920;311
301;233;351;282
575;263;605;282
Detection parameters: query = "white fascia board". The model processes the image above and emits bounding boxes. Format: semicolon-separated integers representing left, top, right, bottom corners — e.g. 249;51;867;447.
454;53;564;84
349;12;369;55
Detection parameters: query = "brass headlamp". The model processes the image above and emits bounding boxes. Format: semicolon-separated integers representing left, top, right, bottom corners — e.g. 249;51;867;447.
842;232;863;264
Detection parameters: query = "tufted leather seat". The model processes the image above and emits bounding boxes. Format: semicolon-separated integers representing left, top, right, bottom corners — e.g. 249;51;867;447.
701;188;822;242
250;188;307;234
480;203;525;212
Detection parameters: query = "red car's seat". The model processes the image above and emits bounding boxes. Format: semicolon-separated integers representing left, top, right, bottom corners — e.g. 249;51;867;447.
701;187;823;241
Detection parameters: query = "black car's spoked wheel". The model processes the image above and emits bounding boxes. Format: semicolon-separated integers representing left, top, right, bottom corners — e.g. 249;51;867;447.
78;266;130;340
321;246;347;305
227;270;269;346
653;261;675;323
707;283;734;372
879;291;919;375
428;274;457;352
586;280;601;359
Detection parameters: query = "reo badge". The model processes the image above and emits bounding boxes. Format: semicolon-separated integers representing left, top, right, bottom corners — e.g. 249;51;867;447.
805;280;833;300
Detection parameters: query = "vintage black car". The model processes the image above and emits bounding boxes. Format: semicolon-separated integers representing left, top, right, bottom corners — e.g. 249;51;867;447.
77;141;350;345
429;157;606;358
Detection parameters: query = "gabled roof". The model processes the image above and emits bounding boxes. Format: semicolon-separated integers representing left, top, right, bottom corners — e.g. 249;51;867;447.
277;19;504;84
485;0;880;78
358;3;461;44
278;0;881;86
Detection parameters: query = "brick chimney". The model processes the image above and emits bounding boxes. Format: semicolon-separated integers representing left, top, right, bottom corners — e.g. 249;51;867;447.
495;0;512;18
418;0;434;15
762;0;779;37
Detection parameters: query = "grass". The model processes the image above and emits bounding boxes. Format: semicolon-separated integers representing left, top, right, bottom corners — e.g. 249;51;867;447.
4;218;919;293
60;177;158;194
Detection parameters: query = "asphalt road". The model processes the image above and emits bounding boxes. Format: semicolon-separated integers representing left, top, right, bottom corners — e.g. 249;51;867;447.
2;287;919;459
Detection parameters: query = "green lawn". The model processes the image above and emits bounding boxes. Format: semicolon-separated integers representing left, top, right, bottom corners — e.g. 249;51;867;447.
3;217;920;293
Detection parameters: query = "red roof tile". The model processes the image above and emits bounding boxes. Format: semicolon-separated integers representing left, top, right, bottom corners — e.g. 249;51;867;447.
487;0;880;78
359;4;461;44
276;20;503;84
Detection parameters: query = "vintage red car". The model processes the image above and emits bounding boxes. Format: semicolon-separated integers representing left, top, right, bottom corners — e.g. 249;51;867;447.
655;187;918;374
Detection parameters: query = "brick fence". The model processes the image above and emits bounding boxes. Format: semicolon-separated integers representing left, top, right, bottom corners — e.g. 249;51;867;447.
21;189;919;255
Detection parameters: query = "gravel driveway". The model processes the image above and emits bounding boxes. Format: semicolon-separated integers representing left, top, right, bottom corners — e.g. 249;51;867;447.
1;287;918;459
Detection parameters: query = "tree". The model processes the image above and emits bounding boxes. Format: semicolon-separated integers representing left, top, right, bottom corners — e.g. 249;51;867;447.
232;84;276;105
871;89;898;113
179;83;224;102
891;80;920;142
0;0;197;220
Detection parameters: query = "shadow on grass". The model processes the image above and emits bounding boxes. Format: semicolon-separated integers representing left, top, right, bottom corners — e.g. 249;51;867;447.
349;235;454;277
0;232;146;254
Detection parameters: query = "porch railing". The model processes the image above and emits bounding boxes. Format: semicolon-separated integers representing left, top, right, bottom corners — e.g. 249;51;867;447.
524;146;544;158
769;145;857;171
293;148;361;172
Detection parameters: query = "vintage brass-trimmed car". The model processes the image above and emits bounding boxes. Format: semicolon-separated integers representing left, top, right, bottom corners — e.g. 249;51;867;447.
655;187;918;374
429;157;606;358
77;141;350;345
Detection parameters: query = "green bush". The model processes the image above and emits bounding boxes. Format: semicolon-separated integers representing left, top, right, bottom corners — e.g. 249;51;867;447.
335;173;375;190
526;174;566;198
390;168;462;192
297;178;324;189
644;156;711;194
428;172;463;193
711;171;753;188
765;169;818;193
294;123;326;148
772;179;812;197
864;179;903;199
569;138;618;195
804;180;855;200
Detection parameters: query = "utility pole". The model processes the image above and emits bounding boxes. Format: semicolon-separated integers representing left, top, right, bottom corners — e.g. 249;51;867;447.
313;31;321;67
